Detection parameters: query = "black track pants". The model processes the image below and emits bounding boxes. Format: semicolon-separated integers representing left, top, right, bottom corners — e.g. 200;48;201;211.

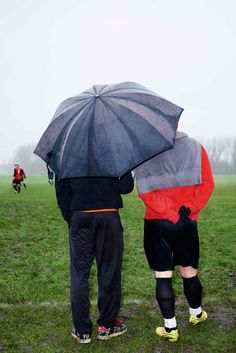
69;211;124;334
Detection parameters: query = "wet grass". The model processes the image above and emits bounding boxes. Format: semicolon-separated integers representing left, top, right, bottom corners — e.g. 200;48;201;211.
0;175;235;352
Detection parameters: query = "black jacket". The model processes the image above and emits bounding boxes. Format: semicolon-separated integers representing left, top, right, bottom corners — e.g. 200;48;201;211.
55;173;134;223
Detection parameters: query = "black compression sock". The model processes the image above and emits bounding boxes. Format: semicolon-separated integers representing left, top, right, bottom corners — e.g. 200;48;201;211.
156;278;175;319
183;275;202;309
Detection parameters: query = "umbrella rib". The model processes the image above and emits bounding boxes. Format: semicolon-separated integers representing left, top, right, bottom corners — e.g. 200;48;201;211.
53;97;93;121
58;101;94;170
107;95;181;120
100;98;174;174
97;84;109;95
105;97;180;144
101;86;153;96
98;100;120;174
100;97;151;168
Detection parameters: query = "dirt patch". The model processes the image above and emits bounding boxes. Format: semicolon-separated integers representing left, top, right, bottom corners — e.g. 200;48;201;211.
120;306;139;319
149;299;235;329
154;342;198;353
23;345;34;353
0;343;6;352
153;342;173;353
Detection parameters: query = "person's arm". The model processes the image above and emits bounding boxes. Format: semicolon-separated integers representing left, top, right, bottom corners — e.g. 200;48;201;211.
116;172;134;194
22;170;26;178
185;146;214;215
55;177;73;224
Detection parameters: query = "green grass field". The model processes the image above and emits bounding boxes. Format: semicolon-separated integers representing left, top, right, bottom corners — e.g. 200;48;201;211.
0;175;235;353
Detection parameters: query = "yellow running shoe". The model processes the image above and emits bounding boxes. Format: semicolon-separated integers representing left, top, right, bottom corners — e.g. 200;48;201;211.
156;327;179;342
189;310;208;325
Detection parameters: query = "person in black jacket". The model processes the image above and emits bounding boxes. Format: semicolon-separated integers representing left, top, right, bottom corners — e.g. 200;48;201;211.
55;173;134;344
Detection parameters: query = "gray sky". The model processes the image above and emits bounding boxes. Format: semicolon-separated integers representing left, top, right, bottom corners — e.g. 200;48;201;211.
0;0;235;163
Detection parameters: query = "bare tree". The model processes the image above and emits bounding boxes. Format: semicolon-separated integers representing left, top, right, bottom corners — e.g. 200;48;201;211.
196;136;236;174
12;144;46;175
231;138;236;173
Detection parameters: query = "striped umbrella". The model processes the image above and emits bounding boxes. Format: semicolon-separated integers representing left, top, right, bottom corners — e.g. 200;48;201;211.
34;81;183;179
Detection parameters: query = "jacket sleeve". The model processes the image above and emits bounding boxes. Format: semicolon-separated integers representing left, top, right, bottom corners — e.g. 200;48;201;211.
185;146;214;215
116;172;134;194
55;177;73;223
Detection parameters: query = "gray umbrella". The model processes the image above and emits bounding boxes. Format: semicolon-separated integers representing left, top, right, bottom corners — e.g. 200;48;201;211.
34;81;183;179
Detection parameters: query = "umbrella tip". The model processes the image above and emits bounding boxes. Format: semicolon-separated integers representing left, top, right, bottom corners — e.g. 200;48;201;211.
93;85;101;97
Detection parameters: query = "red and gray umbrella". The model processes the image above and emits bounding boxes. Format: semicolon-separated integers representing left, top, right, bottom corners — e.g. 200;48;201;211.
34;81;183;179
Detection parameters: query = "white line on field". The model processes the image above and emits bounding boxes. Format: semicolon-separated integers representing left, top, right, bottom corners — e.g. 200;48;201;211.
0;298;144;309
0;298;220;309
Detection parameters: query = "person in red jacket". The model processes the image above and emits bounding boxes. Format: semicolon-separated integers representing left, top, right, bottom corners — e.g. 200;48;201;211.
134;131;214;342
12;164;26;193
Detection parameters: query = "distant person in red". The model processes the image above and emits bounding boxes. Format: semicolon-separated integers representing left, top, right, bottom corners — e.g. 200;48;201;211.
134;131;214;342
12;164;26;193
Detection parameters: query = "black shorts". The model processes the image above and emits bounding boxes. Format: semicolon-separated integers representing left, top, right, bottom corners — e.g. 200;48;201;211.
144;219;199;271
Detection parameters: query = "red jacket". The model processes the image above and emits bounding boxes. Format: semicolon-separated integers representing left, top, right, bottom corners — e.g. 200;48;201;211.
138;146;214;223
14;166;26;181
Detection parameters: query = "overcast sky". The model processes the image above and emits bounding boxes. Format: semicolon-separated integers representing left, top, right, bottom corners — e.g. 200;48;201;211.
0;0;235;163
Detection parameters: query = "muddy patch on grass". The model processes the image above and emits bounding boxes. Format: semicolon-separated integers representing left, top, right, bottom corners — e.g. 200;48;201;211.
23;345;34;353
119;305;139;319
154;342;201;353
153;343;169;353
0;342;7;352
149;299;235;329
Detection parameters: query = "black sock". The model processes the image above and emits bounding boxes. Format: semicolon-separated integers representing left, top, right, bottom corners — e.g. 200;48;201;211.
183;275;202;309
156;278;175;319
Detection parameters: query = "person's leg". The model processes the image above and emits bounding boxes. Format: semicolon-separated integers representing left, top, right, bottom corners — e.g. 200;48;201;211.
180;266;207;324
69;212;95;335
144;220;178;342
155;271;177;330
95;212;126;337
12;181;17;192
178;221;207;324
180;266;201;311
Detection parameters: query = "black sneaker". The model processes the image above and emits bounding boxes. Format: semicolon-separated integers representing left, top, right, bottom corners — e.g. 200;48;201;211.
97;319;127;340
71;328;91;344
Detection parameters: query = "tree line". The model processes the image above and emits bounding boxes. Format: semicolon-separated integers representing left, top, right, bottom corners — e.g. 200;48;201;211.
0;137;236;176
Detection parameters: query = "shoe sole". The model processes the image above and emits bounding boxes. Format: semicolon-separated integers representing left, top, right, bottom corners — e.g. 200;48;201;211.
156;334;178;342
97;327;127;340
71;332;91;344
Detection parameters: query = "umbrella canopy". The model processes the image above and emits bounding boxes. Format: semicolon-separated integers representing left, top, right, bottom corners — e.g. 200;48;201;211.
34;82;183;179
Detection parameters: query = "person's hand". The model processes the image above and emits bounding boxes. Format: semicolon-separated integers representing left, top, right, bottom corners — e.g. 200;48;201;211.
178;206;191;220
177;206;194;236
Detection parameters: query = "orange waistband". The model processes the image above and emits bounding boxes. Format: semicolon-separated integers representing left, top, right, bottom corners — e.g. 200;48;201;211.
77;208;118;213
